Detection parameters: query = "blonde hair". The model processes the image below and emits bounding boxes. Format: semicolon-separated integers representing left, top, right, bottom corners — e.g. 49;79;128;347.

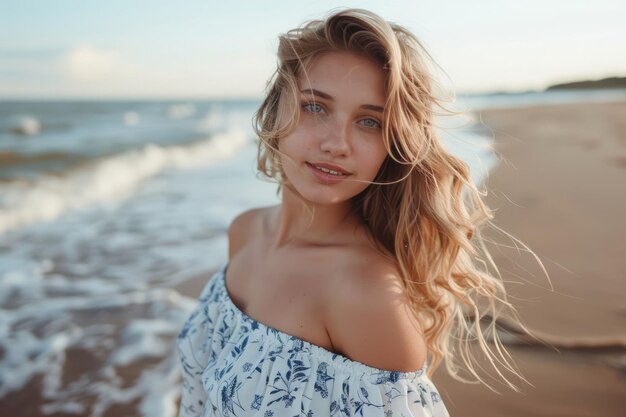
253;7;549;393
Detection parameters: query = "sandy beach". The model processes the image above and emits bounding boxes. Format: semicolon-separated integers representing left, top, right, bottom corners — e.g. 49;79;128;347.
433;100;626;416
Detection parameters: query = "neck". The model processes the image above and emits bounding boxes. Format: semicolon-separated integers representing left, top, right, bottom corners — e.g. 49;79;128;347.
269;183;360;249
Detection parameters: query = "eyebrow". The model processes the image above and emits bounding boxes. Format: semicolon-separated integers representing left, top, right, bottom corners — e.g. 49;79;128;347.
300;88;384;114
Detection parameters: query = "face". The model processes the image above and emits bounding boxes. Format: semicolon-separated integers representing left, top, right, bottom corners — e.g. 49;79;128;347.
277;51;388;206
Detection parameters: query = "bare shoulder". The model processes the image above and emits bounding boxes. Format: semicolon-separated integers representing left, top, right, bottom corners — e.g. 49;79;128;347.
227;206;274;260
325;250;428;372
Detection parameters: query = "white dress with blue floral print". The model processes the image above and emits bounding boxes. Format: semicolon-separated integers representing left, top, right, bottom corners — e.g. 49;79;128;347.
176;261;450;417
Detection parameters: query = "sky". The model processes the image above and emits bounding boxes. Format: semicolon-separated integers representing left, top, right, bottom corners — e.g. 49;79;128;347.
1;0;625;99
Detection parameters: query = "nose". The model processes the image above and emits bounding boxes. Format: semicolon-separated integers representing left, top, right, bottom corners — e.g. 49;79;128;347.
320;116;351;156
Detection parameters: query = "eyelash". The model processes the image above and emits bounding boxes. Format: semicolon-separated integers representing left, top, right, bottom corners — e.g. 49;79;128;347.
301;102;382;129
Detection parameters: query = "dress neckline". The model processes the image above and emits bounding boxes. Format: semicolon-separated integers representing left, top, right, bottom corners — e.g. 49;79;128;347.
218;260;428;379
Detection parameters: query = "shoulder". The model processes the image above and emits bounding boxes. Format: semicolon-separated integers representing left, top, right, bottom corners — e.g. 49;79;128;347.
227;206;274;259
325;251;428;372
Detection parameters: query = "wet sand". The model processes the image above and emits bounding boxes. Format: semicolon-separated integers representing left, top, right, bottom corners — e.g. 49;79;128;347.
434;101;626;416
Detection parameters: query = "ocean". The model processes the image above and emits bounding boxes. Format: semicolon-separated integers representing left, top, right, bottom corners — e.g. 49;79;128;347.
1;88;624;416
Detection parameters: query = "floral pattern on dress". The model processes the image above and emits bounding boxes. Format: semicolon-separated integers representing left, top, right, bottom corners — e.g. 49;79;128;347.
176;261;450;417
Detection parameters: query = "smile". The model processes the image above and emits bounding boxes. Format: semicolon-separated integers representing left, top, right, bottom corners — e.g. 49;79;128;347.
305;162;351;184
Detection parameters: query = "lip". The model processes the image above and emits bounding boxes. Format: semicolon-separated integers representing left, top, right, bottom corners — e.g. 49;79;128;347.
305;162;352;184
307;161;352;174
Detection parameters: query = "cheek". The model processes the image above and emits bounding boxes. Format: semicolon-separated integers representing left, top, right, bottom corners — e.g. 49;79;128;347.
277;136;295;156
279;128;315;154
364;141;388;174
277;135;306;171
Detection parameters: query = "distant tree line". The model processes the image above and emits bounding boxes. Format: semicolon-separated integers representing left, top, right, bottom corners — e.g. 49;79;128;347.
546;76;626;90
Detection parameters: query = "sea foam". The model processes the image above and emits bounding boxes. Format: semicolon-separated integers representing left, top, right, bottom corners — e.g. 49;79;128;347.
0;128;248;235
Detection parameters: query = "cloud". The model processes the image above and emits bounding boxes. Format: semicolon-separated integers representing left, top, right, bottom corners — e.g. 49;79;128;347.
61;45;130;81
0;45;139;97
0;43;270;98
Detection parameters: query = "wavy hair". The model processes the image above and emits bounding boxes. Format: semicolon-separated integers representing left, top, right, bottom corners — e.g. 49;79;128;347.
252;7;549;393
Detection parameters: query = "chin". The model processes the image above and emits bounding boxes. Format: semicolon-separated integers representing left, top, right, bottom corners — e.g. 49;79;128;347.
291;182;361;206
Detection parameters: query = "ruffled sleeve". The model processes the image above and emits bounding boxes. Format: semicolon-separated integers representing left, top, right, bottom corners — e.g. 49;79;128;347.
176;262;451;417
176;271;224;416
203;328;450;417
345;372;449;417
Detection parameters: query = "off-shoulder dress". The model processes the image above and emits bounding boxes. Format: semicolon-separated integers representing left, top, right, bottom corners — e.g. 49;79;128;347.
176;261;450;417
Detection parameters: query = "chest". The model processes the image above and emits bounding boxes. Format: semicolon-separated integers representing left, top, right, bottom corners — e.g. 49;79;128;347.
224;245;339;352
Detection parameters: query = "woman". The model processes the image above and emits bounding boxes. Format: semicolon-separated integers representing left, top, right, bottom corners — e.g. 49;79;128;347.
177;8;541;416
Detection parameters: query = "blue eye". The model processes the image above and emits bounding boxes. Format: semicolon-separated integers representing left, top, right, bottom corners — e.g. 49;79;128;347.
303;102;324;113
361;118;381;129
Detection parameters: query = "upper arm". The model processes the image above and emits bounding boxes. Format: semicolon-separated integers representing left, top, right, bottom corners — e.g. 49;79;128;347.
227;208;262;260
326;259;428;373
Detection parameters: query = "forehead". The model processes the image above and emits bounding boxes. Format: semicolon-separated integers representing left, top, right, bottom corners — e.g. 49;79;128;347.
298;51;386;102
